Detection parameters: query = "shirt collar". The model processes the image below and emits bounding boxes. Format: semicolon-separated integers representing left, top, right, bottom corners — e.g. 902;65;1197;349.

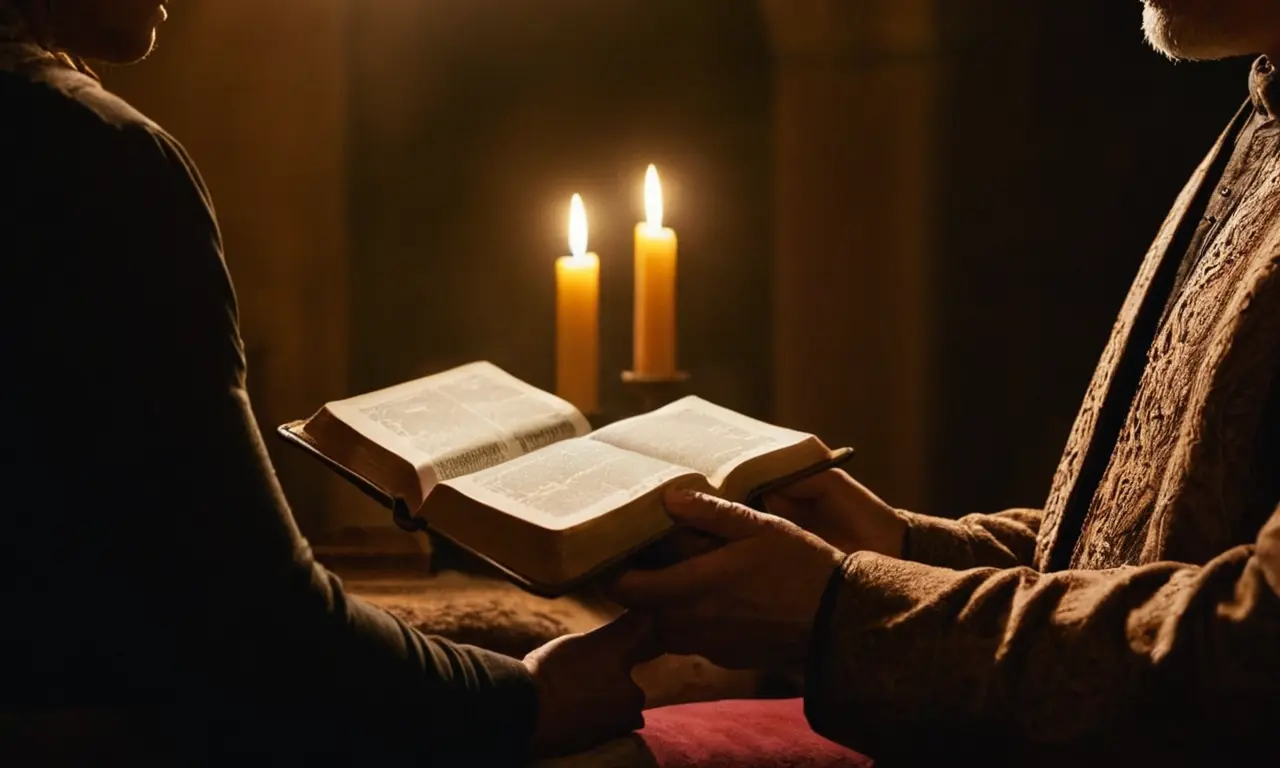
1250;56;1278;122
0;41;56;73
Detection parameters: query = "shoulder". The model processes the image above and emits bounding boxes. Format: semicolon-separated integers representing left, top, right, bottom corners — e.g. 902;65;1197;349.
16;60;154;128
1;61;235;325
3;60;156;146
2;62;214;212
4;64;245;379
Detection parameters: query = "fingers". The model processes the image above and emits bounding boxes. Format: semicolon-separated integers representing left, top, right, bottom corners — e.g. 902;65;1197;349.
762;491;805;523
770;468;850;501
647;608;753;669
599;613;658;721
663;488;766;541
649;607;705;658
590;610;664;666
608;545;742;608
613;491;775;607
628;527;723;570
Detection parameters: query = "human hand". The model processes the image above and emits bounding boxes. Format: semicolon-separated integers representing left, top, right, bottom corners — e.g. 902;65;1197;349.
524;610;659;758
764;469;906;558
607;489;845;671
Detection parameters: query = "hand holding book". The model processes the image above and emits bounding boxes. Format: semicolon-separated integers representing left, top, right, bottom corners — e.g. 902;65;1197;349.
608;488;847;671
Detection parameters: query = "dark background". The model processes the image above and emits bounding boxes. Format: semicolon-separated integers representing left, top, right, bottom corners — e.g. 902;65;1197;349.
928;4;1245;514
110;0;1250;535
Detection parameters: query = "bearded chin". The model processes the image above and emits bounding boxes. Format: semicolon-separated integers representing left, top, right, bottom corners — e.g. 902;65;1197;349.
1142;4;1256;62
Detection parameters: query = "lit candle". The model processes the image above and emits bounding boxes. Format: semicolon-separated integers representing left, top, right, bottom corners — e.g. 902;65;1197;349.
633;164;678;377
556;194;600;413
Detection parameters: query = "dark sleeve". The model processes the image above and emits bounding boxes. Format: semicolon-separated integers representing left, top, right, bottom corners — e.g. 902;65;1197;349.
72;122;538;764
803;500;1280;764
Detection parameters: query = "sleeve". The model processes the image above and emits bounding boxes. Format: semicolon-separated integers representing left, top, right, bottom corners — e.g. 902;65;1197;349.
897;507;1043;569
803;501;1280;764
77;122;539;764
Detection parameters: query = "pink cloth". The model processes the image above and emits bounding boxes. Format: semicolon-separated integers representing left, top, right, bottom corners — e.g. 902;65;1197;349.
638;698;874;767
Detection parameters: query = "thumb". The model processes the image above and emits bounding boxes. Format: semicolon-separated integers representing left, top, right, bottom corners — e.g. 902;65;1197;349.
663;488;766;541
589;610;662;666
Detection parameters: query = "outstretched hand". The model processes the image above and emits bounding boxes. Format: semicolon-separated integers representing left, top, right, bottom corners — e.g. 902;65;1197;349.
524;610;659;758
607;489;845;671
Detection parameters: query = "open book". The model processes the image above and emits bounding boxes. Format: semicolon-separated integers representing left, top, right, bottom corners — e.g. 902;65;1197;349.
279;362;851;596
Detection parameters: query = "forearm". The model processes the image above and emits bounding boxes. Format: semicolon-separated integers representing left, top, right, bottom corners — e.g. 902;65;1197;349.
898;507;1042;569
216;565;538;763
805;504;1280;764
190;388;538;763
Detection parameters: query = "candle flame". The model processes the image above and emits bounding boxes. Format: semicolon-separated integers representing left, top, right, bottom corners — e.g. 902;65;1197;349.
644;164;664;231
569;193;588;259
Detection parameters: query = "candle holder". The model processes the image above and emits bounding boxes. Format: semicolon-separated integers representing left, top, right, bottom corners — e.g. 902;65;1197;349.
621;370;692;413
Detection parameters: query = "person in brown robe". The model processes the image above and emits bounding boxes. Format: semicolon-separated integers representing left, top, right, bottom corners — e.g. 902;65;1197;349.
0;2;658;764
613;2;1280;764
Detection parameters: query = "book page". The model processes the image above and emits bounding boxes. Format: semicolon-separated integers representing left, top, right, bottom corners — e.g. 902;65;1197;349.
325;362;591;499
443;438;695;529
588;396;813;487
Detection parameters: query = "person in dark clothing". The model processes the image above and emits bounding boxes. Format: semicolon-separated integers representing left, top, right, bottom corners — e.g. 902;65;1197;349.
0;2;655;764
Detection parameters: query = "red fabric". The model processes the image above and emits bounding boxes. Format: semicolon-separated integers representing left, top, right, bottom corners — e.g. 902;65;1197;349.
638;698;873;767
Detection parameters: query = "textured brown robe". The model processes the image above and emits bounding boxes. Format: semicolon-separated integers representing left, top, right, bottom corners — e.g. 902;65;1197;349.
806;59;1280;765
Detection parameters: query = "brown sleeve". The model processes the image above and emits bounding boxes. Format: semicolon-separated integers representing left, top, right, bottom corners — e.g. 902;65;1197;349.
898;508;1043;569
804;502;1280;764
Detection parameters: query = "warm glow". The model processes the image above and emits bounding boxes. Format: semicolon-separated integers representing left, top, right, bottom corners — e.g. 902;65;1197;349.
569;193;588;260
644;164;664;231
